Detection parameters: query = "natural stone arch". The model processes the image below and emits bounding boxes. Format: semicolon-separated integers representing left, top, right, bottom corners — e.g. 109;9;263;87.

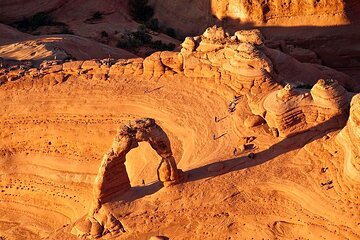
72;118;182;238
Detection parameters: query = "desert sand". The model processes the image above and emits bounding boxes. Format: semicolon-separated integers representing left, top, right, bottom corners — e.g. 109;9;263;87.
0;1;360;240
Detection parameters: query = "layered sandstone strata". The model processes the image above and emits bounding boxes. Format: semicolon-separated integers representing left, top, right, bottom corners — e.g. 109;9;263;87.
2;26;354;91
0;26;355;138
336;94;360;182
149;0;350;37
249;79;349;137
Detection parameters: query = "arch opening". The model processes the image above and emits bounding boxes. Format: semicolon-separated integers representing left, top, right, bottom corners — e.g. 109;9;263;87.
125;141;161;186
72;118;183;238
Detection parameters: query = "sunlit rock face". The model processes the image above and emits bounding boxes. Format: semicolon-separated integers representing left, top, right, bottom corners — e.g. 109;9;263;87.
149;0;351;37
210;0;347;24
2;26;355;139
72;118;181;239
250;79;349;137
337;94;360;183
1;25;359;239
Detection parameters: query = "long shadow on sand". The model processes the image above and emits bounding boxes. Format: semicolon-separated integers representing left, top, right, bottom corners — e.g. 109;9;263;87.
184;116;346;184
113;116;346;203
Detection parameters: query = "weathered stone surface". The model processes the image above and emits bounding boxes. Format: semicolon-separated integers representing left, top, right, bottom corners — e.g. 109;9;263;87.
72;118;182;238
81;60;101;71
2;26;356;146
63;61;83;72
235;30;264;46
244;115;265;128
336;94;360;183
250;79;349;137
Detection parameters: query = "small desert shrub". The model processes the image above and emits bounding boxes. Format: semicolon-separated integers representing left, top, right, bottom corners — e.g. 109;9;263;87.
63;55;76;61
129;0;154;22
145;18;159;31
101;31;108;38
164;27;176;38
15;12;54;31
117;29;152;49
295;84;313;89
116;26;175;51
150;40;175;51
92;11;103;20
59;26;74;34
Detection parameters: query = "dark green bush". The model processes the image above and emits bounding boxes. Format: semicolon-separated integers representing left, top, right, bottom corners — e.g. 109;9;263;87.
145;18;159;31
295;84;313;89
101;31;108;38
117;29;152;49
92;11;103;20
132;30;152;44
16;12;54;31
116;27;176;52
150;40;175;51
59;26;74;34
129;0;178;39
164;27;176;38
129;0;154;22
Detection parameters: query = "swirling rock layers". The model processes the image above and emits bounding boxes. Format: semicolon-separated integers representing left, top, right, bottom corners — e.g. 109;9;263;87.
337;94;360;182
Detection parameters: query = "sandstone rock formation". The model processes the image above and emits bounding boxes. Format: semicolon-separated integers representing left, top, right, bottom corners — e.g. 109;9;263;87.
248;79;349;137
148;0;360;81
149;0;352;37
0;24;136;64
1;26;355;138
71;118;181;238
1;25;360;239
210;0;347;25
336;94;360;182
1;26;354;90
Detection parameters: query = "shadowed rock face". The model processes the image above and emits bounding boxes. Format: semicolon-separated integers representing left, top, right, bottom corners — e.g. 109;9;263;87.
71;118;181;238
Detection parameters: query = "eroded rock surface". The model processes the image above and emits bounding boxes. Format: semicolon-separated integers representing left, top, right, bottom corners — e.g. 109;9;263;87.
1;26;355;138
149;0;352;37
337;94;360;182
1;26;359;240
249;79;349;137
71;118;181;238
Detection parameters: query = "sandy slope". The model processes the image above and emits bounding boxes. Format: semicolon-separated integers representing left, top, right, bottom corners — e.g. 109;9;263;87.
0;34;136;63
0;71;235;239
0;24;31;45
0;24;136;64
0;0;179;51
0;0;68;23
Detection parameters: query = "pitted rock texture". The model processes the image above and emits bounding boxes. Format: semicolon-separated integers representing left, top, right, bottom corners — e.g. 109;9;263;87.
71;118;181;238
